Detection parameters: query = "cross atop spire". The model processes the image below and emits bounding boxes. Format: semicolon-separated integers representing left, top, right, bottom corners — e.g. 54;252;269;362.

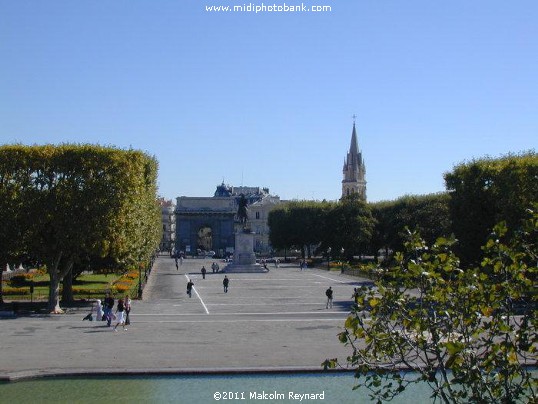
352;114;357;124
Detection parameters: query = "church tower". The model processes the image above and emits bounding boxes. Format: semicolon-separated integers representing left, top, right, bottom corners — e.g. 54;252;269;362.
341;121;366;200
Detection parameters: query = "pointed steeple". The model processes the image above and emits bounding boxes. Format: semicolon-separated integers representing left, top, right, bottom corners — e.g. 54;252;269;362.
342;120;366;200
349;122;359;158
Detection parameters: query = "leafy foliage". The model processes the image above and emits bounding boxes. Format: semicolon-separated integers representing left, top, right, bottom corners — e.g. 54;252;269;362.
0;144;161;311
445;151;538;265
329;207;537;403
268;197;375;259
325;194;375;260
370;193;451;259
268;200;333;257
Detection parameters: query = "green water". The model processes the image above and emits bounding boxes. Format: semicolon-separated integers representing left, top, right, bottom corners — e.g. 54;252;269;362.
0;373;432;404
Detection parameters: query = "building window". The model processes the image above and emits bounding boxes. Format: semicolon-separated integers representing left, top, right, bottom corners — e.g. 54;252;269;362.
256;211;260;219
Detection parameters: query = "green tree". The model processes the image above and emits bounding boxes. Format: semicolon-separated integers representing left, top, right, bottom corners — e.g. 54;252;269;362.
268;201;332;258
0;148;32;303
268;206;293;254
369;200;393;259
445;151;538;265
324;194;375;260
0;144;161;312
289;201;330;258
327;208;537;403
369;193;451;260
269;198;374;261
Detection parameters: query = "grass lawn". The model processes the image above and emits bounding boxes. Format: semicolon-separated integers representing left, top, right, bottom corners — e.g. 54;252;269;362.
2;271;139;301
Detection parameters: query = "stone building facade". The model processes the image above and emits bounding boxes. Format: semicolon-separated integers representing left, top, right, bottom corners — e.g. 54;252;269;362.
175;184;280;257
158;198;176;253
248;195;281;253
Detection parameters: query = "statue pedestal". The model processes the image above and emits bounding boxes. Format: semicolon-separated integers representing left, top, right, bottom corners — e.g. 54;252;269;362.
223;230;268;273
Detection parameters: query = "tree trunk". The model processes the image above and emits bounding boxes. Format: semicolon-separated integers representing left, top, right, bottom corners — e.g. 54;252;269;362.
48;266;62;313
47;252;74;313
61;267;74;303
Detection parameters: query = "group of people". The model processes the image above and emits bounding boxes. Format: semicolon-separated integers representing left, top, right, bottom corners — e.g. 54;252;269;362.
90;292;131;331
182;259;336;309
325;286;368;310
199;262;221;280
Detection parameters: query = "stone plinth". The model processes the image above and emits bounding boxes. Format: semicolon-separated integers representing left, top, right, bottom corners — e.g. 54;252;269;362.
223;230;268;273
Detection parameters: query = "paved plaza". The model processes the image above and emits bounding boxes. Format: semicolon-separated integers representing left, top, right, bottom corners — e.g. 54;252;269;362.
0;256;372;380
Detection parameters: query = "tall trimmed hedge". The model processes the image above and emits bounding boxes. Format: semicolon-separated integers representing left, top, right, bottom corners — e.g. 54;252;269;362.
444;151;538;265
370;193;451;258
268;197;375;260
0;144;161;311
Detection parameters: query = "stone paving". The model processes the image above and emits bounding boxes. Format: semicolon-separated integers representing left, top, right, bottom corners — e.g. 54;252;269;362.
0;256;372;380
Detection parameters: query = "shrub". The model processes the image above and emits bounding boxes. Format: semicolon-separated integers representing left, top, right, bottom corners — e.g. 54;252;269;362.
329;261;345;269
123;271;139;280
3;287;29;296
35;267;47;276
71;288;102;296
114;284;130;293
113;275;135;293
329;210;538;403
9;274;34;286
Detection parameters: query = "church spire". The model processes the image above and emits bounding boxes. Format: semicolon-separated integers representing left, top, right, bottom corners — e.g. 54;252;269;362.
342;119;366;200
349;122;359;162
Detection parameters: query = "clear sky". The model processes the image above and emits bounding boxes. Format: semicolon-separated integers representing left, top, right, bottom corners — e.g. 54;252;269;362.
1;1;536;203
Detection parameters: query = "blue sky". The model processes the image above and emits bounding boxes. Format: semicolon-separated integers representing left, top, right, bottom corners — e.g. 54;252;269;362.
1;1;536;202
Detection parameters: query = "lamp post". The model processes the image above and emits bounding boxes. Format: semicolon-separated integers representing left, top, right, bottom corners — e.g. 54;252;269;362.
327;247;331;270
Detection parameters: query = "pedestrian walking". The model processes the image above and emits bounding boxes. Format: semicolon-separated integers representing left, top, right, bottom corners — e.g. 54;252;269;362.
186;279;194;298
223;275;229;293
124;294;132;325
201;266;206;279
104;292;115;326
175;256;179;270
113;298;127;331
325;286;333;309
